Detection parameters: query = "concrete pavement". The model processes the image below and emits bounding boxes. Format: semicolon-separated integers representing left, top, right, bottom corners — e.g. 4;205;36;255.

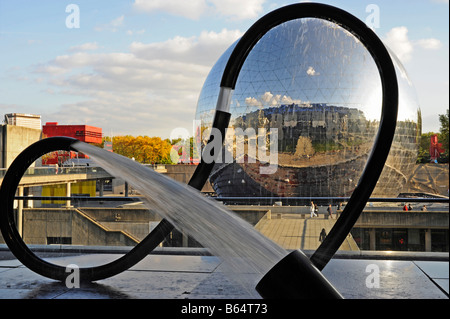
255;213;359;251
0;248;447;300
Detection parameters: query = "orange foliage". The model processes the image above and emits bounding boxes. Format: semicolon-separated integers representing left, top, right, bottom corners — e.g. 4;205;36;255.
110;135;173;164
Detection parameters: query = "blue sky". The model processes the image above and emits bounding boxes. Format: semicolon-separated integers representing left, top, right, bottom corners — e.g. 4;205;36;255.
0;0;448;138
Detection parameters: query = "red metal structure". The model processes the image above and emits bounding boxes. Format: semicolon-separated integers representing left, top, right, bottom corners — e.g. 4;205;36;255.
430;134;444;162
43;122;102;144
42;122;102;165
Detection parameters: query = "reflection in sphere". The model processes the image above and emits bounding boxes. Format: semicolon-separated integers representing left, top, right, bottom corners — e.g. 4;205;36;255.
195;18;420;199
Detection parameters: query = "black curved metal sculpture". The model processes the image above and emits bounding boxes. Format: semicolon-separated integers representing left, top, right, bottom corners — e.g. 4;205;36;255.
0;3;398;298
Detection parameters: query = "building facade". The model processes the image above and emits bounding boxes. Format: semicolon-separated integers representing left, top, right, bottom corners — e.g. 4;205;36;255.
1;113;42;168
42;122;102;165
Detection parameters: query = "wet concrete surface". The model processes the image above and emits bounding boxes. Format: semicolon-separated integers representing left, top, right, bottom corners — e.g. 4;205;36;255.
0;252;448;300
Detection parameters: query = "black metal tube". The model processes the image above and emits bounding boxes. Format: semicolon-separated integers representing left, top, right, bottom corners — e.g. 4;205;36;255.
228;3;398;297
188;110;231;190
220;3;399;273
0;113;232;282
221;3;399;272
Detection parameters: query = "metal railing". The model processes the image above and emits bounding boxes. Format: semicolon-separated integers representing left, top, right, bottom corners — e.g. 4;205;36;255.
1;166;110;178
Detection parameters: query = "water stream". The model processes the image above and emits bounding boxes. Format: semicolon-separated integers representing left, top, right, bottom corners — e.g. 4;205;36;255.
73;141;288;295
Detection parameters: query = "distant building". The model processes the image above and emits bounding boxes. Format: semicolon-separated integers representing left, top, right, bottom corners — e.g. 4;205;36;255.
1;113;42;168
41;122;102;166
40;122;103;202
4;113;41;130
42;122;102;144
430;134;444;162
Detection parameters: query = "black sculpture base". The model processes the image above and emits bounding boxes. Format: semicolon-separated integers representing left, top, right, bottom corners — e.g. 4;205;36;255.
255;250;343;299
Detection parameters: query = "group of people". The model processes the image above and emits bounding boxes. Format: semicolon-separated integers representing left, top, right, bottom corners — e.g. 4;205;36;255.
403;204;428;211
402;203;413;211
310;201;336;219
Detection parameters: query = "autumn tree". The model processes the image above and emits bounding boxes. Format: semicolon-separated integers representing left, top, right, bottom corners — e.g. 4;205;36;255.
104;136;174;164
295;136;315;157
168;137;201;164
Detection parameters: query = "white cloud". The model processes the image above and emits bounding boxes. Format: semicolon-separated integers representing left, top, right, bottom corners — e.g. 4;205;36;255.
133;0;265;20
245;92;302;108
130;28;242;66
45;52;208;95
209;0;265;20
384;26;414;63
133;0;208;20
415;38;443;50
47;93;195;137
32;29;242;137
94;15;125;32
260;91;273;104
245;97;262;107
127;29;146;36
383;26;444;64
33;64;67;76
110;16;125;27
69;42;99;52
281;95;302;105
306;66;319;76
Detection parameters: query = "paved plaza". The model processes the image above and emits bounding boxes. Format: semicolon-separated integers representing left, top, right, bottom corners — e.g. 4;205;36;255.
255;213;359;251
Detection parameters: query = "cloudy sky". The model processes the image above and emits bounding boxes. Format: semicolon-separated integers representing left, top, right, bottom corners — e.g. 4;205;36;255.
0;0;448;138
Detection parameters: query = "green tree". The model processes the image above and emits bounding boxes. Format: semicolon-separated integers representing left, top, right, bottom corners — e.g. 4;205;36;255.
417;132;436;163
438;109;449;162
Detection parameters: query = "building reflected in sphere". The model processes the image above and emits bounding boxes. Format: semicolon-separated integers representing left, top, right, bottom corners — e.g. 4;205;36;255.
195;18;420;199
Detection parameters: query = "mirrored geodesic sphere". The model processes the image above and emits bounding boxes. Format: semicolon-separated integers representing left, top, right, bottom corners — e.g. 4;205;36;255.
195;18;420;199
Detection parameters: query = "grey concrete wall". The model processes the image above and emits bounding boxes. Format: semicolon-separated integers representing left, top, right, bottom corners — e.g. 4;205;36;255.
229;209;268;225
20;208;138;246
1;207;265;245
80;207;161;241
110;164;214;195
2;205;446;247
164;164;214;192
354;210;449;229
0;125;42;168
80;207;160;223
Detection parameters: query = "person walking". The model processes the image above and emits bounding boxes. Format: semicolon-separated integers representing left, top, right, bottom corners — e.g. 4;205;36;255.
310;201;317;218
327;204;333;219
319;228;327;242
